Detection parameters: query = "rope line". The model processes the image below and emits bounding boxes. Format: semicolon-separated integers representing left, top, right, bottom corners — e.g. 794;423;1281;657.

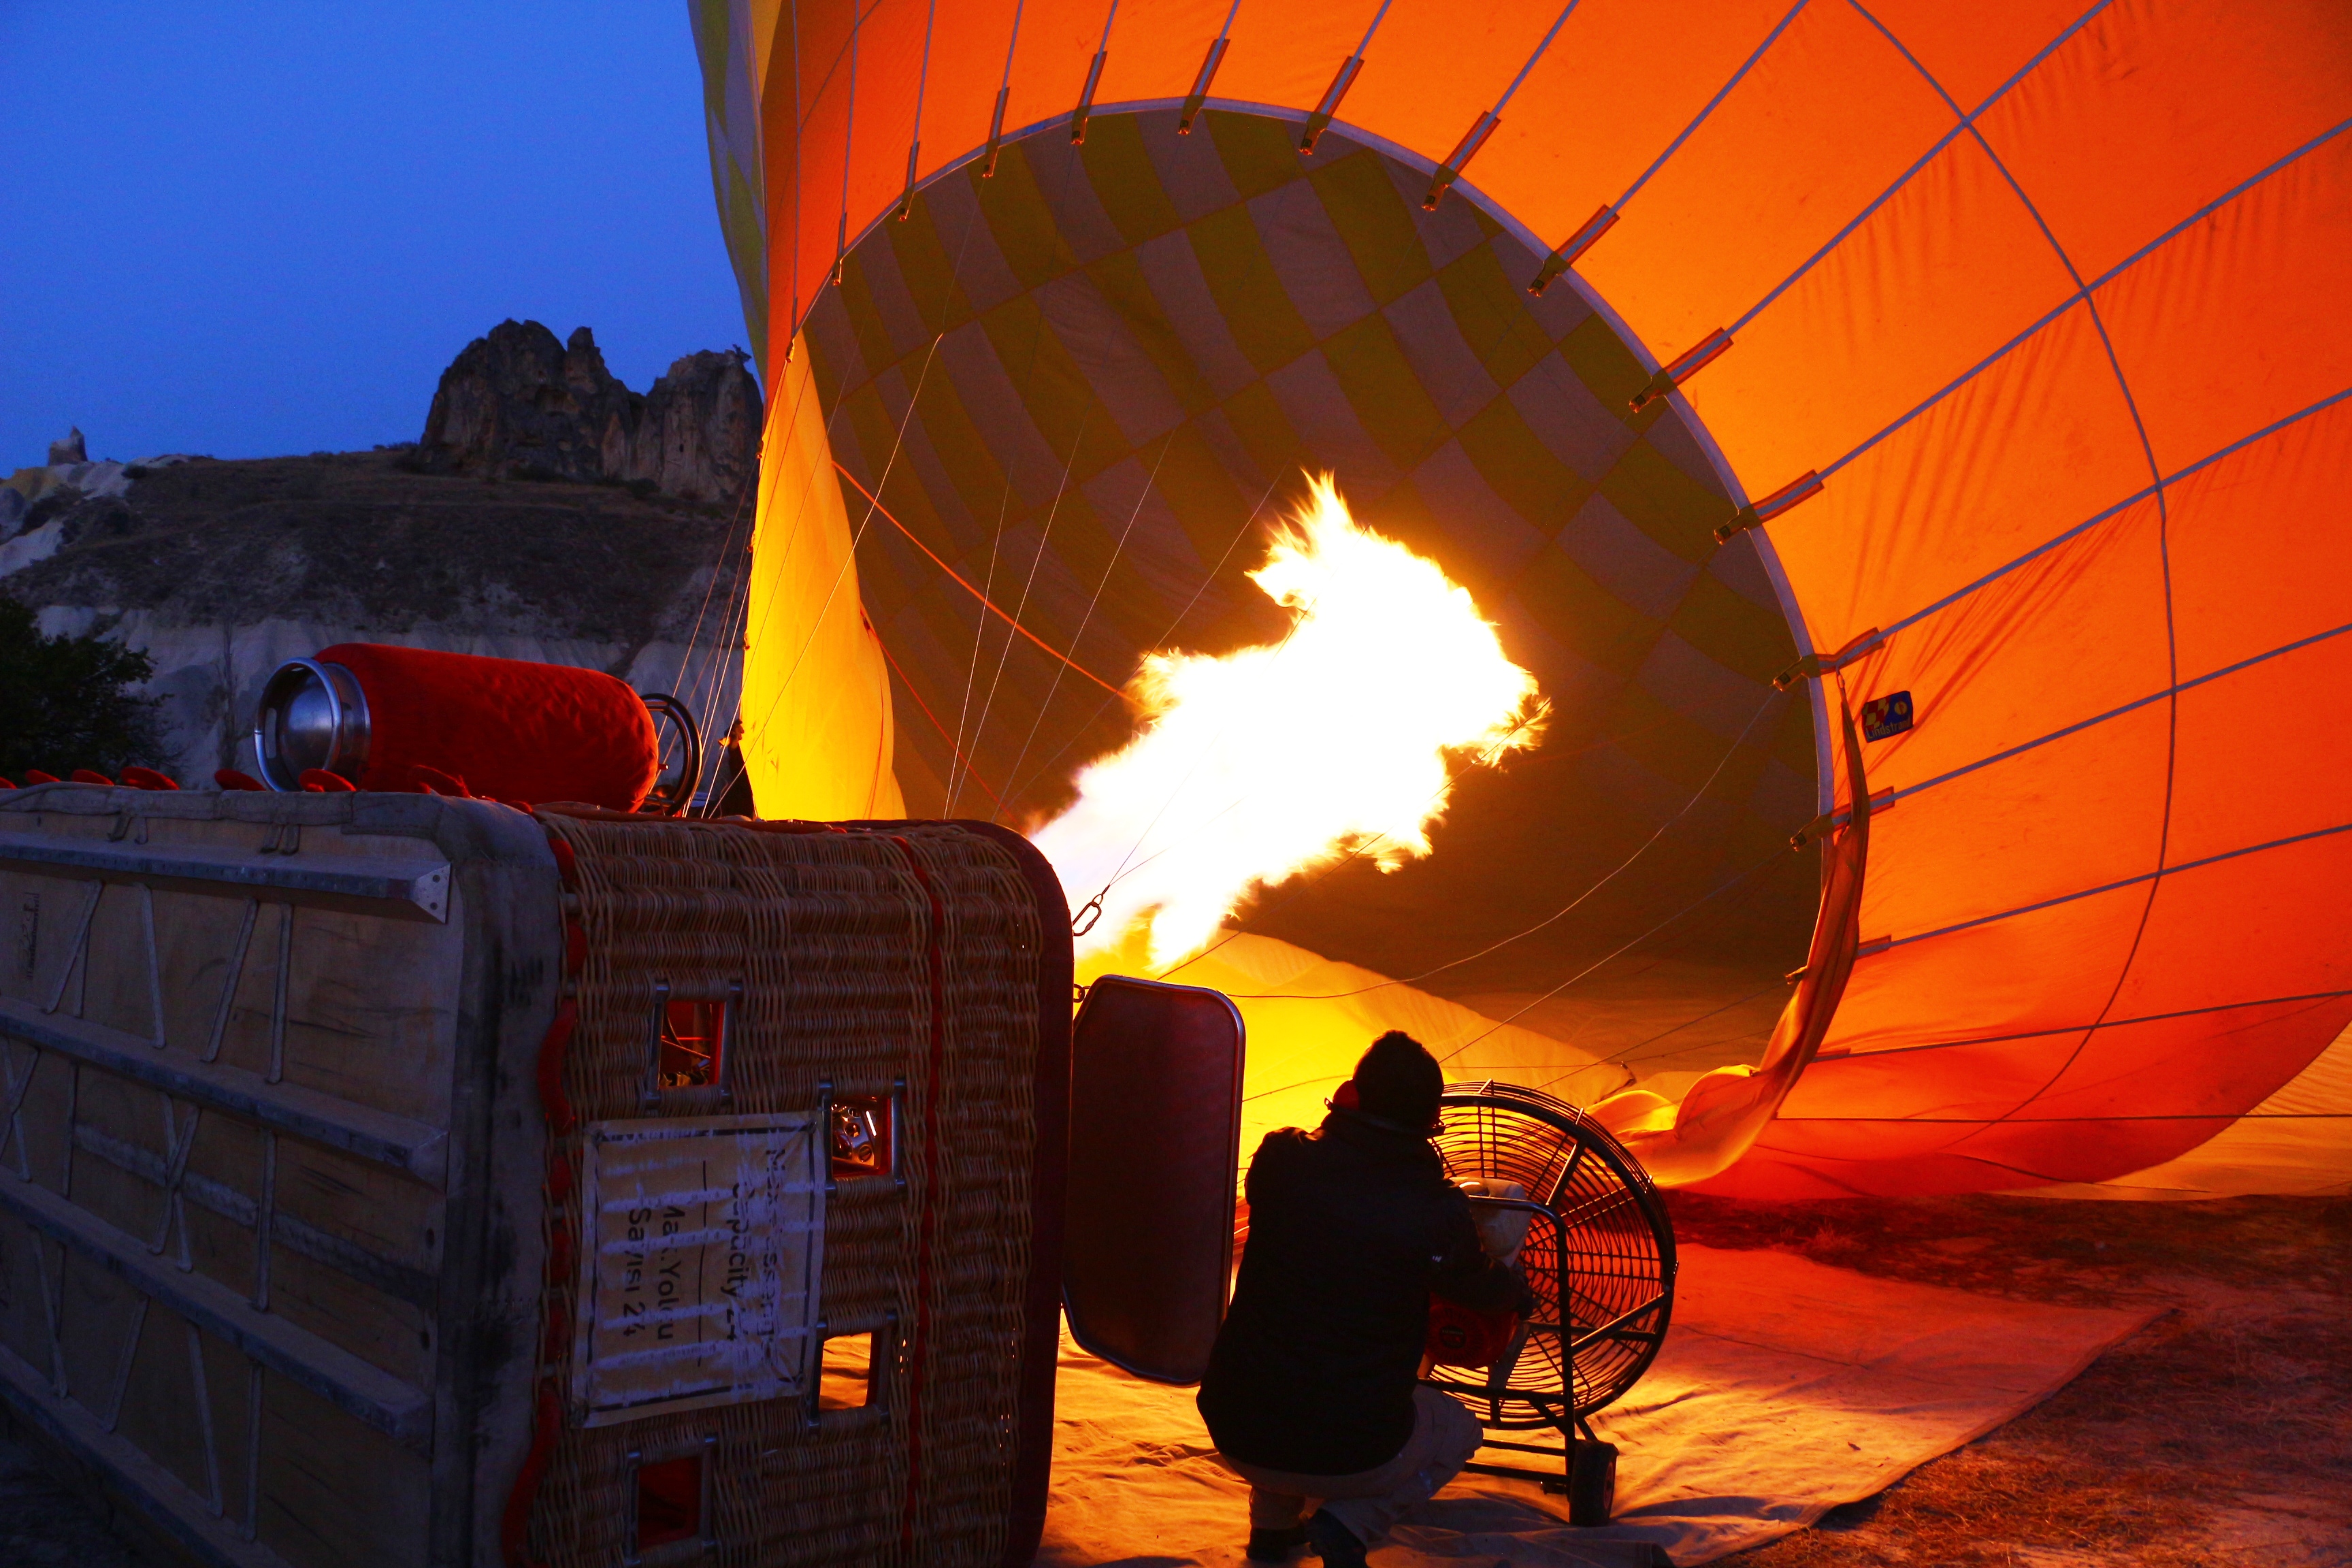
832;461;1122;695
785;2;800;350
943;128;1096;814
1566;981;1786;1078
1351;0;1401;61
1817;114;2351;487
992;431;1175;821
700;278;866;783
1214;689;1781;1002
1231;838;1779;1107
749;327;950;732
696;500;768;784
723;251;873;744
1616;0;1811;212
943;476;1016;814
995;0;1028;103
951;391;1098;813
1852;380;2352;658
1870;615;2352;826
1725;0;2110;340
747;186;990;749
874;634;1002;807
1000;468;1290;809
909;0;937;161
1438;843;1794;1064
668;454;763;803
672;460;757;701
834;4;860;275
1852;0;2185;1144
1803;988;2352;1070
1891;817;2352;955
1492;0;1588;118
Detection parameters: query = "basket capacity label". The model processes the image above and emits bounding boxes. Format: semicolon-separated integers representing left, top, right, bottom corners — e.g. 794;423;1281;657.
573;1114;826;1426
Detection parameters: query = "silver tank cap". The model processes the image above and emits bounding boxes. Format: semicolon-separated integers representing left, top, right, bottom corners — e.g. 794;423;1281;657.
253;658;370;790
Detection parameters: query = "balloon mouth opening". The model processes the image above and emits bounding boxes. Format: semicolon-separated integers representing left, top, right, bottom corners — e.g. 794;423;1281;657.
811;105;1814;1004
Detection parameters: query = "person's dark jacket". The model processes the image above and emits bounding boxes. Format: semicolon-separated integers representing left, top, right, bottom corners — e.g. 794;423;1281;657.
1196;1109;1530;1475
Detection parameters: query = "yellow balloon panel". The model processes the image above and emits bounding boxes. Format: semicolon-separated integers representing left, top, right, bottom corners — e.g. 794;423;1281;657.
738;338;907;821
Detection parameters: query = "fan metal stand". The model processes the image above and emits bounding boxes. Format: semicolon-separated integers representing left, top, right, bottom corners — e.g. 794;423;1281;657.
1424;1085;1676;1529
1441;1196;1632;1524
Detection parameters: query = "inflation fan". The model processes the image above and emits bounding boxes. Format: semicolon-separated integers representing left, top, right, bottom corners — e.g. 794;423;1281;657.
1428;1081;1677;1522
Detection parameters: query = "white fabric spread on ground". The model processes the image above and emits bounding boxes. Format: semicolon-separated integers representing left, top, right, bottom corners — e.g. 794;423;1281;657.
1037;1245;2155;1567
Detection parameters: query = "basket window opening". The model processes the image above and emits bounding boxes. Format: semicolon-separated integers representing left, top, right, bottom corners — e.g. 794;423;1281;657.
819;1330;883;1410
634;1454;703;1551
830;1095;895;1181
659;998;725;1090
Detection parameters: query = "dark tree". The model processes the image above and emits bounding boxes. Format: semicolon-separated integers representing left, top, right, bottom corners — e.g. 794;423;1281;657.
0;598;166;782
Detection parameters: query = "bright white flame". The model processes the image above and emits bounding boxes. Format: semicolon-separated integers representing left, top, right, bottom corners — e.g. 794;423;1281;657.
1033;474;1544;965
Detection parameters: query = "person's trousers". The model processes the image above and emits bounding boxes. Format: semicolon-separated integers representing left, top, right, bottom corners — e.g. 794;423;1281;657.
1217;1386;1484;1544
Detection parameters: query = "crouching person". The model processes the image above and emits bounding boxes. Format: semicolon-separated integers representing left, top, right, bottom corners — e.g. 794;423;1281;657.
1198;1032;1531;1565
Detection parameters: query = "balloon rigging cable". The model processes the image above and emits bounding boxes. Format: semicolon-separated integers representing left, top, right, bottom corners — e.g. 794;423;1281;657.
953;387;1100;814
1232;840;1793;1112
672;454;764;806
832;460;1122;696
747;178;992;763
941;436;1019;814
991;431;1179;820
1438;840;1794;1064
998;467;1290;811
1211;687;1783;1002
711;282;868;761
943;131;1098;815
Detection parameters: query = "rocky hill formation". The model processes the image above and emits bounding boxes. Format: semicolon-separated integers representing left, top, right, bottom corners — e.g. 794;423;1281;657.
3;325;762;787
419;320;760;504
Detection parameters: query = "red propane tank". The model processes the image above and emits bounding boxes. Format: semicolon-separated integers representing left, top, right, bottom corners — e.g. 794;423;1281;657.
252;643;659;810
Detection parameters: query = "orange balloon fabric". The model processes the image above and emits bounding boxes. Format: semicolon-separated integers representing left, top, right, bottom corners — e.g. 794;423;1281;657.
696;0;2352;1196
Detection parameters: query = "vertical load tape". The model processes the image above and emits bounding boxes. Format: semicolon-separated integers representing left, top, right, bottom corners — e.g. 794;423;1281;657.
1529;205;1619;295
1423;111;1501;209
1179;37;1229;133
1300;56;1365;152
1714;471;1824;543
1629;329;1733;412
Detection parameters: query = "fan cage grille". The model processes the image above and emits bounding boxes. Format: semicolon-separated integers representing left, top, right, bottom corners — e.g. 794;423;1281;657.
1428;1082;1676;1427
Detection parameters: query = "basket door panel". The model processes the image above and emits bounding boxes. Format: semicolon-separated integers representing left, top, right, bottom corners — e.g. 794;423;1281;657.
1062;977;1245;1386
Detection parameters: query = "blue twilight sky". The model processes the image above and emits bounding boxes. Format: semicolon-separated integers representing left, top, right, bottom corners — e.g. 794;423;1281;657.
1;5;751;468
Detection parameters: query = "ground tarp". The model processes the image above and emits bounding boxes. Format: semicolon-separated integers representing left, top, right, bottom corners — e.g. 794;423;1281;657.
1037;1243;2155;1567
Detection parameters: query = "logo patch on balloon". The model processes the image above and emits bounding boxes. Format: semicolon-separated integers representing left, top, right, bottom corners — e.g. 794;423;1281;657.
1861;691;1914;741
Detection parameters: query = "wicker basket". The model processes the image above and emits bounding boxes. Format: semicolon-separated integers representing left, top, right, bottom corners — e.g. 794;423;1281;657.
0;785;1069;1568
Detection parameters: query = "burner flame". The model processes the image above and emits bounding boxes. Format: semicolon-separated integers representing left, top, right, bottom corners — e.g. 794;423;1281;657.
1035;474;1544;965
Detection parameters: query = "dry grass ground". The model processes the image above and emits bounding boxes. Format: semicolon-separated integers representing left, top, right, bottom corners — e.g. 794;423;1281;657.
1665;1192;2352;1567
5;1194;2342;1565
0;1422;146;1567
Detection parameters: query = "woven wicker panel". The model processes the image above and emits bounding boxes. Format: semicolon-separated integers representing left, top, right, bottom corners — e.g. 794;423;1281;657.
525;818;1041;1568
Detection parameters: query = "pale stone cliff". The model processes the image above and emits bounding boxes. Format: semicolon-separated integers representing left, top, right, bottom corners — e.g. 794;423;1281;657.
419;321;760;504
3;325;760;789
